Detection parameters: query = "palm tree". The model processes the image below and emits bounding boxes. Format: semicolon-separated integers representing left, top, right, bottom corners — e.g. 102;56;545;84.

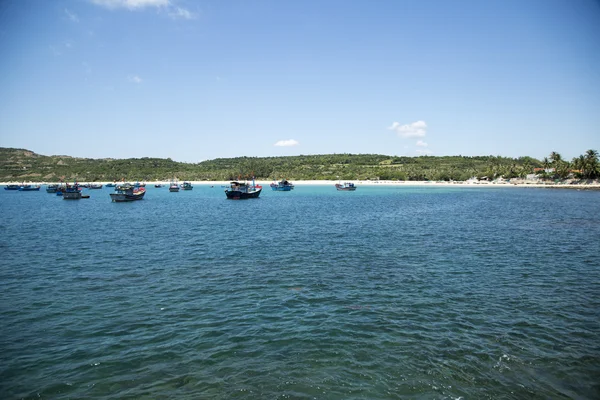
572;155;586;178
542;157;550;170
584;149;599;179
549;151;562;165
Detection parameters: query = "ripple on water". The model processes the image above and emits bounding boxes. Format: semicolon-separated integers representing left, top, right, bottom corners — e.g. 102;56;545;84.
0;186;599;399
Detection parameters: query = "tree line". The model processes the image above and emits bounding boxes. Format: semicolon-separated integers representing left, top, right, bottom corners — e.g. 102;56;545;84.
536;150;599;180
0;147;597;182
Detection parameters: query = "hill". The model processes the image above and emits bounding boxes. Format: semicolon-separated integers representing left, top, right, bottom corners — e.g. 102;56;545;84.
0;147;542;182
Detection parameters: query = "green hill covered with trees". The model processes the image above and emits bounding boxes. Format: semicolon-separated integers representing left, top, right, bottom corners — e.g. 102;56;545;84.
1;147;597;182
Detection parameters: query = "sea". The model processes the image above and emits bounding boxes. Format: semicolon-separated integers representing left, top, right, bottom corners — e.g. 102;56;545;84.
1;185;599;399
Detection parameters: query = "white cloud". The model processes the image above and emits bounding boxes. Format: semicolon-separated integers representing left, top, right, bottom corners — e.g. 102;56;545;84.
169;6;195;19
128;75;143;84
274;139;299;147
416;149;433;155
65;9;79;22
416;140;428;147
90;0;194;18
90;0;170;9
388;120;427;138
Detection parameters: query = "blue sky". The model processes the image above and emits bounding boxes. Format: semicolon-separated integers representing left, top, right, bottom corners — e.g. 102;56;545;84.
0;0;598;162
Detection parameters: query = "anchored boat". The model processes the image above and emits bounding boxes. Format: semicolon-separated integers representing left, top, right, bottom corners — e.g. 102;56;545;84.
335;182;357;191
110;183;146;202
270;179;294;191
63;184;82;200
225;180;262;199
18;185;41;191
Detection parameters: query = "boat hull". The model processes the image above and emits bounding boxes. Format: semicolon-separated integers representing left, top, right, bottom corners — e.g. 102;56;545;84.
225;188;262;199
63;191;82;200
110;190;145;202
335;183;357;191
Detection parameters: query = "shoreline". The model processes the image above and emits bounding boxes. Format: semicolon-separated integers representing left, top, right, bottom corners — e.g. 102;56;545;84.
3;180;600;189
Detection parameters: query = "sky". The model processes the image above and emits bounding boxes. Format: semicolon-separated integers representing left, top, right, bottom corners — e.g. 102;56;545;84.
0;0;599;163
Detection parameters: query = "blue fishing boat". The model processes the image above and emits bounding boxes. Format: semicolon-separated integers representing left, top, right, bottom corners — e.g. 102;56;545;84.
4;184;20;190
55;184;67;196
46;184;59;193
18;185;41;191
270;179;294;191
181;181;193;190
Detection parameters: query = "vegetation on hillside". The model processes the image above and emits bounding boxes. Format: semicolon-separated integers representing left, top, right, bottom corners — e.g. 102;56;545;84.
0;147;597;182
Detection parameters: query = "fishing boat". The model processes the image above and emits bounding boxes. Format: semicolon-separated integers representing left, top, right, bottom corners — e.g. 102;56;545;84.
335;182;357;191
46;184;59;193
181;181;193;190
270;179;294;191
106;183;116;187
225;180;262;199
169;181;179;192
63;184;82;200
154;184;163;188
89;183;103;189
4;184;20;190
56;185;67;196
18;184;41;191
110;183;146;202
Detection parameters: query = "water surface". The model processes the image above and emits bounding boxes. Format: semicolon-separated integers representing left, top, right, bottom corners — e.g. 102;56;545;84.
1;186;599;399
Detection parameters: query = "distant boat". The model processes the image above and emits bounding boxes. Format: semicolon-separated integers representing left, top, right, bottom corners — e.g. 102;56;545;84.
46;184;59;193
4;184;20;190
56;184;67;196
18;185;41;191
134;182;146;187
63;184;82;200
110;183;146;202
89;183;103;189
154;184;163;188
106;183;116;187
181;181;193;190
270;179;294;191
335;182;357;191
225;180;262;199
169;181;179;192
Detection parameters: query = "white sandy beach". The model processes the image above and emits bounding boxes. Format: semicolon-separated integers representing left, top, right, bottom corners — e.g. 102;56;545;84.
4;179;600;189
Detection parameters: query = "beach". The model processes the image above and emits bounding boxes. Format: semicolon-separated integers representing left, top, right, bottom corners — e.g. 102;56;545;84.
4;179;600;189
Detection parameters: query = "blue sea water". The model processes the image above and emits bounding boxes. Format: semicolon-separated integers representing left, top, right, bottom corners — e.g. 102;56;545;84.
0;185;599;399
